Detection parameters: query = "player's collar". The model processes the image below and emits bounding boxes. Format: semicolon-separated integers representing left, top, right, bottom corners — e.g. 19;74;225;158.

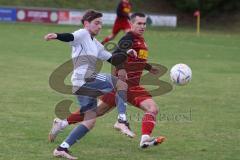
130;31;143;38
84;28;95;40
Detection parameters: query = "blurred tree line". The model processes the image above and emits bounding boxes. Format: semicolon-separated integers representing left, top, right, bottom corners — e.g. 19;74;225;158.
169;0;240;16
0;0;239;17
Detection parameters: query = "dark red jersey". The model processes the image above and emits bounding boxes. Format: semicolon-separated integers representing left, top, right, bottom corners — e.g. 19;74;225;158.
117;32;150;87
116;0;132;19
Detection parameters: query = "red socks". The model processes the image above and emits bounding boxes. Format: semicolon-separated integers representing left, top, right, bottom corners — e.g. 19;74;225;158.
67;110;157;136
67;111;84;125
141;112;156;135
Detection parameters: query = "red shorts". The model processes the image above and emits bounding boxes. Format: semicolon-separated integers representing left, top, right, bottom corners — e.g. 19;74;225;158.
100;86;152;108
112;17;131;35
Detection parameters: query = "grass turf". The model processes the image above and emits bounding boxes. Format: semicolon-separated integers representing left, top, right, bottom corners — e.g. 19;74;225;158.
0;22;239;160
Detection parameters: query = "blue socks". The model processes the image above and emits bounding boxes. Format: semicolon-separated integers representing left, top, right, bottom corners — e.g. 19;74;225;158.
61;124;89;147
116;90;127;121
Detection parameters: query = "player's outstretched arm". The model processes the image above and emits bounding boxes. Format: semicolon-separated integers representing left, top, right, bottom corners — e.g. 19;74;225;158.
44;33;74;42
44;33;57;41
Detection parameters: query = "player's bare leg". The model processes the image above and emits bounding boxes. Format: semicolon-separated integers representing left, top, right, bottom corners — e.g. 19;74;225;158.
49;100;114;142
139;99;166;148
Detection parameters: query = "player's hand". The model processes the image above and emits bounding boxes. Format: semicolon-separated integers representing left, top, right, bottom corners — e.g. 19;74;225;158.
149;67;159;75
44;33;57;41
118;69;128;81
127;49;137;58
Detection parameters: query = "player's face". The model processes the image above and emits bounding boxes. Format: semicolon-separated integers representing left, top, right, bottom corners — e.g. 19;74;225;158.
131;16;146;36
85;17;103;36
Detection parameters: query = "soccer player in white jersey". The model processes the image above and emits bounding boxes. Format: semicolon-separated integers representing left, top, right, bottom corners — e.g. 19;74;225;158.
44;10;135;159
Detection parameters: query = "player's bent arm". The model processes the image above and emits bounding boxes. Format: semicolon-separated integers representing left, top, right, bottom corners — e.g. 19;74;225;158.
44;33;74;42
97;40;128;70
107;52;127;69
44;33;57;41
107;32;134;69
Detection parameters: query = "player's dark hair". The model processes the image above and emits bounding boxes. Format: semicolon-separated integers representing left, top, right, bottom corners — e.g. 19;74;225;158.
130;12;146;22
81;9;103;25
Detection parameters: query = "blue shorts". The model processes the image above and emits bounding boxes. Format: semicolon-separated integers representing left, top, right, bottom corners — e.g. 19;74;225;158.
76;73;117;113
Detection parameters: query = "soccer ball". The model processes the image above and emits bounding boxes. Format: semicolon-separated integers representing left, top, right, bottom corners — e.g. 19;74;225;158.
170;63;192;85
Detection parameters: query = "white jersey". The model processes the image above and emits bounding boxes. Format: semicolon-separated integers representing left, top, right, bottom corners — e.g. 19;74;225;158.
69;29;112;87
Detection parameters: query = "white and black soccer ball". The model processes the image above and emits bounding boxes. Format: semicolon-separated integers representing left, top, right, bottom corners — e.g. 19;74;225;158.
170;63;192;85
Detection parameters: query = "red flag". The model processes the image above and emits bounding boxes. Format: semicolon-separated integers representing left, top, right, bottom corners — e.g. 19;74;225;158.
194;10;200;17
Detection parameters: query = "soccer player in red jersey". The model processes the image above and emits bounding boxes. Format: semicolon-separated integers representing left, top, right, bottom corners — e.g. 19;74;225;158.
49;13;166;148
102;0;132;44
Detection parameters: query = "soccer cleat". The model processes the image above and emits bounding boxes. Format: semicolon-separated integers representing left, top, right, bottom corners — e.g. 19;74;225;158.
140;135;166;148
53;147;78;160
49;118;68;142
113;119;136;138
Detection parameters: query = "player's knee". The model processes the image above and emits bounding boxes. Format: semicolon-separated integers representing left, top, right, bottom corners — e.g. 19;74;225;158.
96;100;113;117
147;105;159;115
97;111;105;117
88;118;97;129
92;119;97;127
116;80;128;91
83;110;97;129
153;106;159;115
141;99;159;115
82;118;96;130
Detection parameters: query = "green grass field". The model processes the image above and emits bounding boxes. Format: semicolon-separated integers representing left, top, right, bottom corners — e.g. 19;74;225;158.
0;22;239;160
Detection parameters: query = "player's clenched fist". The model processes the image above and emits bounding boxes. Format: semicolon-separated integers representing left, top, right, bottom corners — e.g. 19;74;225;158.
44;33;57;41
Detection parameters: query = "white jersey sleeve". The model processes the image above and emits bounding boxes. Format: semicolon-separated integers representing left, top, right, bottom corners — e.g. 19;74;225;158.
70;29;88;46
96;40;112;61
